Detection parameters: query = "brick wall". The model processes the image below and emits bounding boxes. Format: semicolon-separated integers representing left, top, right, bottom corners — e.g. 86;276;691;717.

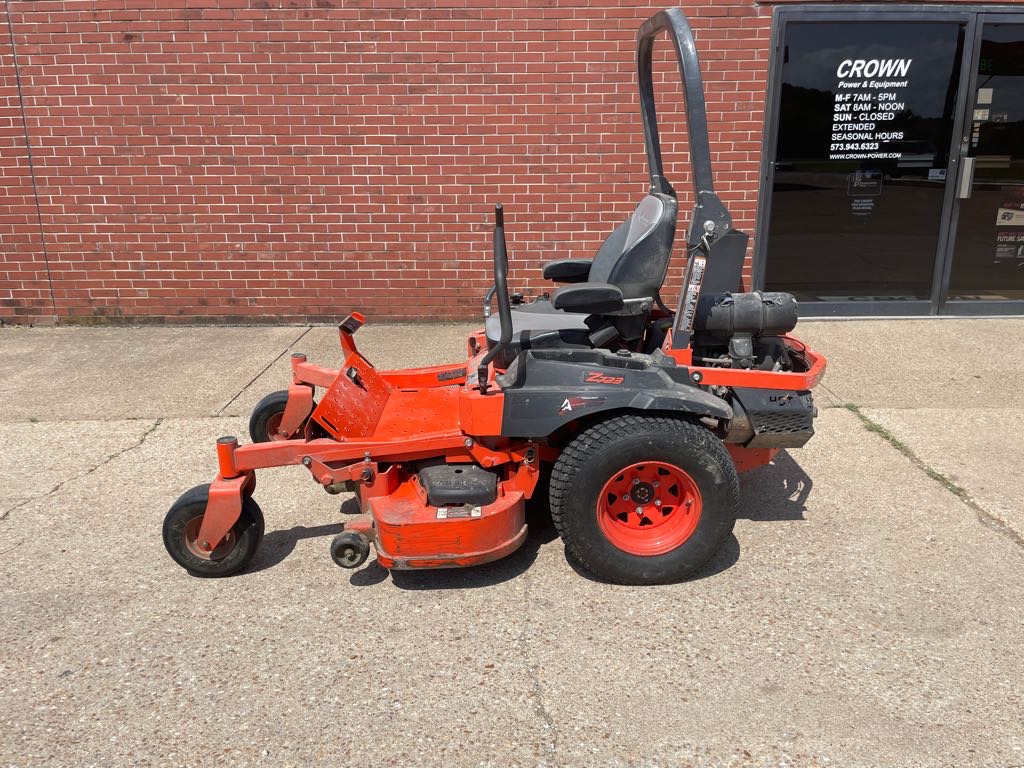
0;6;51;322
0;0;769;324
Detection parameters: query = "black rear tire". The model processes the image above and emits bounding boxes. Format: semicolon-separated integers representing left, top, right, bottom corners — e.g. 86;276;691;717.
249;390;315;443
549;415;738;585
163;484;265;577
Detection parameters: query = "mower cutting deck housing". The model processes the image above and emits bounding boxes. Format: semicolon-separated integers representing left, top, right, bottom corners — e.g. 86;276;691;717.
163;7;827;585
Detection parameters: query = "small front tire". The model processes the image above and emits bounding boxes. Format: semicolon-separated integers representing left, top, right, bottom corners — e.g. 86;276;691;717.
249;390;316;443
163;484;265;577
330;531;371;569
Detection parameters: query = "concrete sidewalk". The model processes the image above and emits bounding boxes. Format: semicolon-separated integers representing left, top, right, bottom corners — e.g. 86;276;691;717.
1;319;1022;766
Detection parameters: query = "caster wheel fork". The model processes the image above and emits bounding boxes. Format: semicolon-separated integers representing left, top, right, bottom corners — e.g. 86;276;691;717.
163;482;265;578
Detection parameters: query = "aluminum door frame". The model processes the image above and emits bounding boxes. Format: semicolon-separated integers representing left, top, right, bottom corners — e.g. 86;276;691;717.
936;11;1024;315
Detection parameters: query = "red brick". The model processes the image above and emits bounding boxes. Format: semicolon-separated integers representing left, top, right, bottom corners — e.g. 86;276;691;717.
0;0;978;323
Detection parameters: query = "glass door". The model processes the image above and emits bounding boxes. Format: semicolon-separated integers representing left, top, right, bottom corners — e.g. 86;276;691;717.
760;15;969;315
943;19;1024;310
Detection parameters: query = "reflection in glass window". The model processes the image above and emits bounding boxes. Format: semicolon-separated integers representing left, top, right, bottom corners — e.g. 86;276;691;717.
764;21;965;301
949;24;1024;300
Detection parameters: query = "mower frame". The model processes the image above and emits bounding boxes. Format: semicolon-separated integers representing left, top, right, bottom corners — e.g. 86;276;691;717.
165;7;827;582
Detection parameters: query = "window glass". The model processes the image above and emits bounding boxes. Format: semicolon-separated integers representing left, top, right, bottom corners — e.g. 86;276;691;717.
764;21;965;301
948;23;1024;300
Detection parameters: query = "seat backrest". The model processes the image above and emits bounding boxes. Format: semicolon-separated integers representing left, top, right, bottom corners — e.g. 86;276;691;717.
588;193;678;300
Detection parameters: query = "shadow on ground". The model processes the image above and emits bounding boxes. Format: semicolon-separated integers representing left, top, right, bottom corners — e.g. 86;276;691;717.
248;522;347;573
737;450;812;522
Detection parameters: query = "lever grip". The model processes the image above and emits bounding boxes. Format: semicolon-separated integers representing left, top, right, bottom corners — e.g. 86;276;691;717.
478;203;513;394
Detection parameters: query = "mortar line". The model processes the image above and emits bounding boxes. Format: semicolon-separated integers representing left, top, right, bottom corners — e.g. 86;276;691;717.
845;404;1024;550
4;0;58;319
215;326;312;416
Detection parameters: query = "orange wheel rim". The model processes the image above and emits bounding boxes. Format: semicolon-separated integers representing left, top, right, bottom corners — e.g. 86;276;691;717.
265;412;287;441
596;461;702;556
183;515;236;561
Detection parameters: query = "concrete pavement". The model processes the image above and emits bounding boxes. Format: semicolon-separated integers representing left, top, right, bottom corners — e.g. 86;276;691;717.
1;319;1023;766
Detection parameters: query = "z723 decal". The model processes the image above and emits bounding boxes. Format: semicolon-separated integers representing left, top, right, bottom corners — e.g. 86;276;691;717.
584;371;624;385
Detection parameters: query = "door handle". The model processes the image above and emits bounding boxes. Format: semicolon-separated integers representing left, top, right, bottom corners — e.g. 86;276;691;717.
957;156;976;199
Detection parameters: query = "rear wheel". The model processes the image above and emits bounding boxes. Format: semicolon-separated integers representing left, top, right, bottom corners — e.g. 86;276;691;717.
550;415;738;584
249;390;315;443
163;484;265;577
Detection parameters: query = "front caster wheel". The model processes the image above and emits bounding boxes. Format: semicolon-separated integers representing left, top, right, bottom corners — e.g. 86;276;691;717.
330;531;370;569
163;484;265;577
249;390;316;443
550;415;739;585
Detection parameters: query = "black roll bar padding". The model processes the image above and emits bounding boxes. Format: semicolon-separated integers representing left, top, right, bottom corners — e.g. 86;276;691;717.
477;203;513;393
636;7;715;201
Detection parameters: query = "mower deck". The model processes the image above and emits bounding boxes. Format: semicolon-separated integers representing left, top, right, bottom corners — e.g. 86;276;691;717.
194;319;540;570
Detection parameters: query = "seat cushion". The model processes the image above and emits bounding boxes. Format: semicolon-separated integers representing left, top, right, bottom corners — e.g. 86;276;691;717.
504;298;564;315
484;300;591;367
484;300;589;339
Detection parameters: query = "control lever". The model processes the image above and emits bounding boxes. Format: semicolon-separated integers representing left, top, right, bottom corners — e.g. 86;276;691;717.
476;204;513;394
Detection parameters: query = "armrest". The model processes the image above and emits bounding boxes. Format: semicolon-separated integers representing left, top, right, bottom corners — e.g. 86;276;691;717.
552;283;624;314
542;258;593;283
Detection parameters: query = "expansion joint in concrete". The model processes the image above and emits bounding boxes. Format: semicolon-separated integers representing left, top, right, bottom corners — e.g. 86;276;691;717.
518;574;558;763
0;418;163;523
845;404;1024;551
215;326;313;416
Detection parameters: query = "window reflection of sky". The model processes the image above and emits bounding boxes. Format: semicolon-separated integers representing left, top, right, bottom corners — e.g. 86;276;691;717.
978;27;1024;128
784;22;962;119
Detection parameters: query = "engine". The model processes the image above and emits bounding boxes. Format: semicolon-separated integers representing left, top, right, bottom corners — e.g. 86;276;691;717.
691;291;803;371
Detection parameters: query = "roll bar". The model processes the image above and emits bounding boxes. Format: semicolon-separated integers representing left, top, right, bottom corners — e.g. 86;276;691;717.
478;10;748;366
636;8;748;348
636;7;732;244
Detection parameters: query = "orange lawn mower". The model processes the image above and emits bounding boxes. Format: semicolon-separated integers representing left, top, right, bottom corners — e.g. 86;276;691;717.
163;8;826;585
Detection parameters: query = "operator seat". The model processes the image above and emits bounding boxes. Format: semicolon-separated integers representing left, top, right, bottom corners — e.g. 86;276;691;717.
484;192;678;366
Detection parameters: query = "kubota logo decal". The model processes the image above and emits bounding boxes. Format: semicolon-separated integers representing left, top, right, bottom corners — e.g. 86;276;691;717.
560;396;606;415
584;371;624;385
